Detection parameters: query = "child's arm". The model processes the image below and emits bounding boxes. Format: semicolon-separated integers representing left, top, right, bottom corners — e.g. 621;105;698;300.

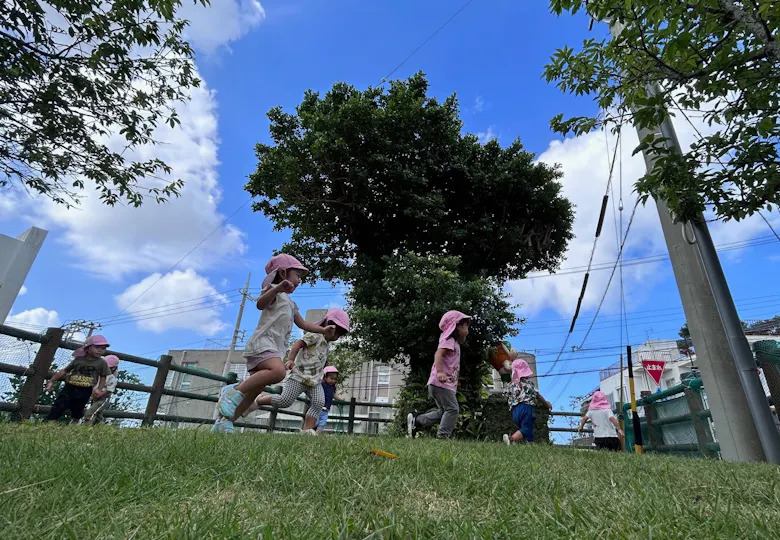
45;362;73;392
536;392;553;410
577;414;590;433
294;313;336;339
610;415;624;437
433;348;449;383
284;339;306;370
92;376;107;400
256;282;294;310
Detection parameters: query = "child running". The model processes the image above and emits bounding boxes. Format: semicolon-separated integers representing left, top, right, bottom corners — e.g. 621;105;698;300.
502;358;552;445
407;310;471;440
578;390;624;451
250;309;350;434
45;335;111;424
212;254;336;433
316;365;347;433
84;355;119;426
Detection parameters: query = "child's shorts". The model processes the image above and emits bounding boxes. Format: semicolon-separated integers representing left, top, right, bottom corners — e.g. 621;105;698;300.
511;403;535;443
245;350;280;373
316;410;329;431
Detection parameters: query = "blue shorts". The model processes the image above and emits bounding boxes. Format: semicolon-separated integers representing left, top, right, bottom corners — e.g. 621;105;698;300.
316;410;329;430
511;403;535;443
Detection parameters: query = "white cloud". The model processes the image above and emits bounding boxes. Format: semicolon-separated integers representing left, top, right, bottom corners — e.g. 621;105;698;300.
474;96;485;113
179;0;266;54
509;112;774;318
6;307;60;328
477;126;497;144
26;68;247;281
18;285;28;296
113;269;230;335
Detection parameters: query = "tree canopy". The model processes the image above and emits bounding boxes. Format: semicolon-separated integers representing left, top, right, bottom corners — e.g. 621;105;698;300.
248;73;574;284
544;0;780;222
1;0;207;207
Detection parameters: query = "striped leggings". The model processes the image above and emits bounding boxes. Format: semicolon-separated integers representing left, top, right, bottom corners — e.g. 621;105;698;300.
271;378;325;418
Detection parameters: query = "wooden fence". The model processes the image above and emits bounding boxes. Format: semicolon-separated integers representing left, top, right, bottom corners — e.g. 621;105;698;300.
0;324;394;434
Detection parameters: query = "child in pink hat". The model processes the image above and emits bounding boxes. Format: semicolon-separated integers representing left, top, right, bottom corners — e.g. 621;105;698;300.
502;358;552;445
213;254;338;433
578;390;623;451
248;308;350;434
45;335;111;424
407;310;471;439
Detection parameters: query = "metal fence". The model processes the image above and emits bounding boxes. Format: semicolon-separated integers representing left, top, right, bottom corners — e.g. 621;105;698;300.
0;324;396;434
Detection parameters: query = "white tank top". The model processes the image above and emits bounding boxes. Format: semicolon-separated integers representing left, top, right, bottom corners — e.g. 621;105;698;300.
243;292;299;358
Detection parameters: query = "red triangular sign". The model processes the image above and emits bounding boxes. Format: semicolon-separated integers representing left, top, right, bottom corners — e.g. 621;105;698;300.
642;360;666;386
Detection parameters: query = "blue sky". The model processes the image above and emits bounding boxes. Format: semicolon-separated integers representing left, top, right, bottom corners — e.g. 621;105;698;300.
3;1;779;412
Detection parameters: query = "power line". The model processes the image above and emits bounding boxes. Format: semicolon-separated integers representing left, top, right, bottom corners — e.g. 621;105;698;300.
104;197;253;324
380;0;476;83
545;127;623;378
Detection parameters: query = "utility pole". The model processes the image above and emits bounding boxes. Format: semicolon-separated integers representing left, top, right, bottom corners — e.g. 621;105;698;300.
601;18;780;464
220;273;252;380
63;320;101;342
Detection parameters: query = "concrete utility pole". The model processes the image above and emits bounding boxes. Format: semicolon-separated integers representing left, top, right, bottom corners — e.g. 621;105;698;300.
604;19;780;464
220;273;252;379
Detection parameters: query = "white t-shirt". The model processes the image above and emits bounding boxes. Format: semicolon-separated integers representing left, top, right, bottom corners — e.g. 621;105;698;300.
588;408;618;438
244;291;299;357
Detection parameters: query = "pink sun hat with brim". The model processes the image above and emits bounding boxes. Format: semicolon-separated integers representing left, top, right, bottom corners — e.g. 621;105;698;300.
316;308;351;332
105;355;120;369
323;366;339;375
589;391;612;410
261;254;309;290
73;335;110;358
439;310;472;341
511;359;533;383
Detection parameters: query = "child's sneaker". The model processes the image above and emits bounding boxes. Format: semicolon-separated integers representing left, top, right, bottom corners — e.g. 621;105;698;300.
302;429;317;436
502;434;511;446
211;416;234;433
217;384;244;419
407;413;416;438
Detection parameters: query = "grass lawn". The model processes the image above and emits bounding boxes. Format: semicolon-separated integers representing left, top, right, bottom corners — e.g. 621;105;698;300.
1;424;779;539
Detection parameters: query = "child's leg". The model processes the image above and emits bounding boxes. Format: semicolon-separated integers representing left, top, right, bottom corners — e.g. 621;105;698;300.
302;384;325;431
315;410;329;433
229;358;286;420
510;404;535;443
68;389;92;425
45;388;71;422
414;385;445;428
431;387;459;439
84;398;107;426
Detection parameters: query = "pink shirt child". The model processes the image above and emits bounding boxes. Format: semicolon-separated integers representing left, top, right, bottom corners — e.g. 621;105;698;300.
427;335;461;392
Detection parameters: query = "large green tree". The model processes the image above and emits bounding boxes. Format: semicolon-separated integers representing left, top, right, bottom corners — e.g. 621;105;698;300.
1;0;208;207
544;0;779;222
247;73;573;436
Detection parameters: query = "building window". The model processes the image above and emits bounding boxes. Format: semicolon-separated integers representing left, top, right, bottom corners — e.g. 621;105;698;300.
665;377;676;388
378;365;390;385
164;370;175;389
230;363;248;381
377;385;389;398
180;362;196;391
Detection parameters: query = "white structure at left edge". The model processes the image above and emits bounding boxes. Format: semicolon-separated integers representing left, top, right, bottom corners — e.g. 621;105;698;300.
599;338;778;409
0;227;47;322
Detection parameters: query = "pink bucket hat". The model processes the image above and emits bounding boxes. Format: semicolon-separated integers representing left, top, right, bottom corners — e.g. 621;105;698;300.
261;254;309;290
439;310;471;341
73;335;110;358
323;366;339;375
511;359;533;383
316;308;351;332
105;355;120;369
589;391;611;410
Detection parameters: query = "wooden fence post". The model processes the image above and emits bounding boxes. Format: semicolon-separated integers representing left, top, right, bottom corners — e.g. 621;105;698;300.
14;327;63;422
347;397;357;434
684;387;717;458
143;354;172;427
